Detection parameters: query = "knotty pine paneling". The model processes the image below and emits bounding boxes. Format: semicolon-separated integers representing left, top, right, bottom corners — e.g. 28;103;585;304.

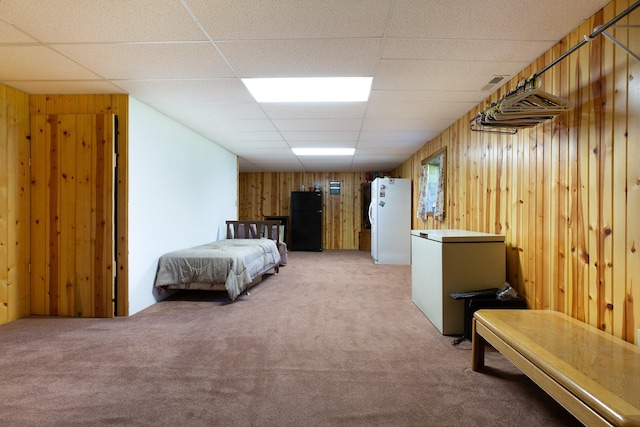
239;172;368;250
0;85;30;325
30;114;115;318
625;0;640;343
392;0;640;343
29;94;129;316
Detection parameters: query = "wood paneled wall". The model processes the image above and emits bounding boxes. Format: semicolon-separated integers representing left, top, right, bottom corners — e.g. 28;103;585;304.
0;85;30;324
239;172;368;250
30;114;115;317
393;0;640;343
29;94;129;317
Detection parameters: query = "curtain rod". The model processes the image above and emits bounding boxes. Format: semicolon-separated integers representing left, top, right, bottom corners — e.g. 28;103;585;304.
533;0;640;78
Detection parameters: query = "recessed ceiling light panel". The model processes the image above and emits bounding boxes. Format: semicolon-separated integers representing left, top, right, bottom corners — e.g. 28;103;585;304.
242;77;372;103
292;148;355;156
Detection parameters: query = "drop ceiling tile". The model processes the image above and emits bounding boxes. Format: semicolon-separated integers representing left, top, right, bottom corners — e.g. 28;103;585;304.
150;102;267;122
245;157;302;166
354;156;410;164
0;0;206;42
351;155;406;171
238;157;261;172
359;130;437;142
55;42;235;79
4;79;125;95
119;79;253;104
186;0;392;39
220;140;290;150
297;157;355;172
362;117;453;133
207;119;278;133
272;118;363;132
261;103;367;119
240;158;304;173
235;147;297;158
0;46;101;80
217;38;381;77
374;59;530;91
166;121;279;152
369;89;485;103
382;38;556;63
297;156;354;164
356;146;419;155
0;20;36;42
281;131;360;141
211;131;285;142
365;100;477;120
387;0;608;40
357;137;433;150
158;117;278;147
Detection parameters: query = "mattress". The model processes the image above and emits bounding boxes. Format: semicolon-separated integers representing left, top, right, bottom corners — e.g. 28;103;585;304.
154;238;281;300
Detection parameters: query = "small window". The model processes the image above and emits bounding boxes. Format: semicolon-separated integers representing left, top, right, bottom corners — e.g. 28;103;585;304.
417;148;446;221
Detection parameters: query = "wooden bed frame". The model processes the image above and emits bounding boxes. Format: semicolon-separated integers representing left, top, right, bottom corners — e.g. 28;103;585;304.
221;220;283;291
226;220;281;244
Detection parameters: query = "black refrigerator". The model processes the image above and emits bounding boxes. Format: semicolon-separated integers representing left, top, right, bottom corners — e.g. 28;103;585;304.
290;191;323;251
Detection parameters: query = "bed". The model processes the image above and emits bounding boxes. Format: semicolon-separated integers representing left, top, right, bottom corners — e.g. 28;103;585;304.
226;220;288;265
154;220;285;300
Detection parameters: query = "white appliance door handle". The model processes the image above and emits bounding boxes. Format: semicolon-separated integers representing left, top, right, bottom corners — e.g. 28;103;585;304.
368;202;374;226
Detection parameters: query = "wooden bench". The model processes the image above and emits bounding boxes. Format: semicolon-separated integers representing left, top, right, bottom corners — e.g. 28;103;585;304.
472;310;640;427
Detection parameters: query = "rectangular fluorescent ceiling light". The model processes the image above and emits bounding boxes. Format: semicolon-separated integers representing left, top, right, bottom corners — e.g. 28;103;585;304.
242;77;373;102
292;148;355;156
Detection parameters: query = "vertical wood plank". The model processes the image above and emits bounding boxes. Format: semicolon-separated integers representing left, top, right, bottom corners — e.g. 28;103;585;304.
554;36;571;313
513;126;523;292
599;6;615;334
93;114;114;317
75;114;93;316
548;47;560;311
539;65;551;311
12;88;31;319
30;115;48;315
58;114;77;316
625;0;640;343
48;115;60;316
0;86;7;324
586;11;604;331
535;59;547;310
565;25;579;320
0;86;29;323
610;0;628;340
568;19;591;323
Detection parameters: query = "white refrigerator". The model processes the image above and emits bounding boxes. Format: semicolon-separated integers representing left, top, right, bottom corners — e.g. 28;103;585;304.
368;177;411;264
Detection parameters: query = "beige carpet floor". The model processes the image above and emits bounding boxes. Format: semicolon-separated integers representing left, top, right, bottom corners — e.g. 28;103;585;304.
0;250;581;426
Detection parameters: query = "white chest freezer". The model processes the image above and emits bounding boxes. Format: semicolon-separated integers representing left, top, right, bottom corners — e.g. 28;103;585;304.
411;229;506;335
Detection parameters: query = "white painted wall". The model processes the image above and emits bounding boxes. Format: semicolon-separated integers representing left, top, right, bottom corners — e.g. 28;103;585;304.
127;97;237;315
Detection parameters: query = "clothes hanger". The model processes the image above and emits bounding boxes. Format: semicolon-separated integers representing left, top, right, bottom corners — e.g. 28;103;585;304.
470;75;571;133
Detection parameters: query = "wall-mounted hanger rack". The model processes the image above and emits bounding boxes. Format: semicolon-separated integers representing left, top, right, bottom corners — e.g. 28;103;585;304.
470;75;572;133
600;24;640;64
533;0;640;79
470;0;640;135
